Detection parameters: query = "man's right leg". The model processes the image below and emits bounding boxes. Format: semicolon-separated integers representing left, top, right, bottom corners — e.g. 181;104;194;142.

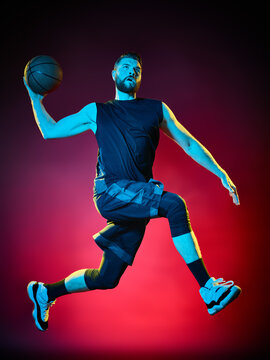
27;250;128;331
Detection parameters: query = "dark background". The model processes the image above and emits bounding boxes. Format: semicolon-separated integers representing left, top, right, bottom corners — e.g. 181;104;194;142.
1;1;269;359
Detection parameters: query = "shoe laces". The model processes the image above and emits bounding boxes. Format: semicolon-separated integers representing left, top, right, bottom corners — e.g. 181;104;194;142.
213;278;234;287
39;297;56;322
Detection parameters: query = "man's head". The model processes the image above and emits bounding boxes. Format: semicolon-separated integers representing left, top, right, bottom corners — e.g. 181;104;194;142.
112;52;142;95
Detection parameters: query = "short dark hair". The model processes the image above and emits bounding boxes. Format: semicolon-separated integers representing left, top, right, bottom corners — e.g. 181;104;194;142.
114;52;142;69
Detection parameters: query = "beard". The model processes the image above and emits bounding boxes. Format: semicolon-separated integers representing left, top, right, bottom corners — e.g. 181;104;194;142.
115;75;141;94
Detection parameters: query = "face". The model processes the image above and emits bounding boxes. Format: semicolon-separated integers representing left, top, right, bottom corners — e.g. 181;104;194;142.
112;57;142;94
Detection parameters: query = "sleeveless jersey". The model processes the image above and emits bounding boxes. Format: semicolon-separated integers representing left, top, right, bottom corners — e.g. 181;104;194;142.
93;98;163;195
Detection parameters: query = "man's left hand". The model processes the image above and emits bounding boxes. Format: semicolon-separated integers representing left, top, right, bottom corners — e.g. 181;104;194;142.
220;172;240;206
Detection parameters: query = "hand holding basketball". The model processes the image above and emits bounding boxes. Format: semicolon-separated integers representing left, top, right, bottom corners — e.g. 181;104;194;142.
23;76;44;101
24;55;63;97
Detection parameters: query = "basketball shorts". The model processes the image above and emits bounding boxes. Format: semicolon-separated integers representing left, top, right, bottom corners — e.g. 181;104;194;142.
92;178;191;265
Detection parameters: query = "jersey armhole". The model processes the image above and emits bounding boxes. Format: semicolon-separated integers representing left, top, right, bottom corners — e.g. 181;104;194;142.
158;100;163;126
82;102;98;134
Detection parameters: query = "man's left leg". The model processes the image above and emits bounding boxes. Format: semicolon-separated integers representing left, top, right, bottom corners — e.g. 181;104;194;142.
158;191;241;315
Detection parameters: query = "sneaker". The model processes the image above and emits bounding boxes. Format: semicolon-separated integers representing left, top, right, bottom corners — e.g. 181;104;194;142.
27;281;55;331
199;277;241;315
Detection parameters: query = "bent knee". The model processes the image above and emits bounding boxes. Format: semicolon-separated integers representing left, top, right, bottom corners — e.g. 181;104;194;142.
84;269;120;290
99;276;120;289
167;194;188;214
159;192;186;217
159;192;192;237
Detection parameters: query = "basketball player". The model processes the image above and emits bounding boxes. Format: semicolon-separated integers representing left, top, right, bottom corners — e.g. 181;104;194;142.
24;52;241;331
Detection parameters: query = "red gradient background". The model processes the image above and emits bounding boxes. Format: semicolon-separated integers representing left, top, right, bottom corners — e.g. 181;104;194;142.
1;2;269;359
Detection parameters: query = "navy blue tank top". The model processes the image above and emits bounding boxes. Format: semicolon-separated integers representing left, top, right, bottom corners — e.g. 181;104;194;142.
93;98;163;195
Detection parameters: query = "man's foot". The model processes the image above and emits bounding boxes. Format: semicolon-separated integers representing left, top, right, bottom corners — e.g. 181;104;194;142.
27;281;55;331
199;277;241;315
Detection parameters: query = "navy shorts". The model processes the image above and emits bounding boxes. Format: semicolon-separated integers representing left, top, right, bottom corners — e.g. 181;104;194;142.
93;178;164;265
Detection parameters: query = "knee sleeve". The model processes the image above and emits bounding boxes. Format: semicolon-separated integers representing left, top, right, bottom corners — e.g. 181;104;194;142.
158;191;192;237
84;250;128;290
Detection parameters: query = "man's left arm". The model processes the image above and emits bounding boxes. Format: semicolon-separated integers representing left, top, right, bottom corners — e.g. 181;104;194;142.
160;102;240;205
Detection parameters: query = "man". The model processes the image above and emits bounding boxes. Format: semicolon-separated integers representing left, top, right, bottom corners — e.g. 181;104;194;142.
24;52;241;332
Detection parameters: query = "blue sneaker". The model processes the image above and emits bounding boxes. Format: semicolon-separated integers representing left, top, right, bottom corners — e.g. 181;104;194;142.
27;281;55;331
199;277;241;315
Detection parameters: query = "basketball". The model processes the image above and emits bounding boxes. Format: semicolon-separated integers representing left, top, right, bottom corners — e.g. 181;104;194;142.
24;55;63;95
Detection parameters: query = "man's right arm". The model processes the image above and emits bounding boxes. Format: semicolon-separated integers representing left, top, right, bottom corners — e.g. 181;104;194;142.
24;77;97;139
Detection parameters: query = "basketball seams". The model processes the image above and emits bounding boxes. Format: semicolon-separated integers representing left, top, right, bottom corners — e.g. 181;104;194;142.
28;70;62;82
39;73;62;82
28;62;60;70
28;72;50;93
